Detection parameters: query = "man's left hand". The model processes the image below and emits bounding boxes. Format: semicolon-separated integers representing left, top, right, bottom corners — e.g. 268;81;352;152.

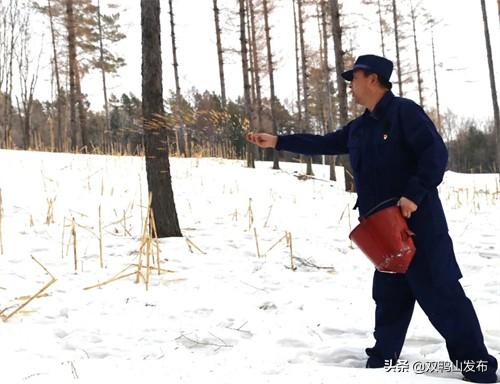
398;197;418;219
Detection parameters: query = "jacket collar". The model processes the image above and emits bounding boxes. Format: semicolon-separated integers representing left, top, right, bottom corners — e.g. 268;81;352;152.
364;90;395;120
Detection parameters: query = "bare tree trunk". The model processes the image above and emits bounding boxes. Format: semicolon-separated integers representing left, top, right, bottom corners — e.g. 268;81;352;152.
377;0;386;56
0;5;5;147
97;0;110;152
297;0;313;176
248;0;263;136
262;0;279;170
141;0;182;238
293;0;302;129
392;0;403;96
212;0;226;107
320;0;336;181
409;0;423;107
168;0;187;157
329;0;347;125
498;0;500;27
74;62;89;151
239;0;255;168
330;0;354;190
320;0;334;133
481;0;500;173
213;12;230;155
48;0;63;151
315;1;327;136
4;0;19;149
313;5;329;162
246;0;263;162
431;26;441;131
246;0;256;106
66;0;78;150
18;11;41;150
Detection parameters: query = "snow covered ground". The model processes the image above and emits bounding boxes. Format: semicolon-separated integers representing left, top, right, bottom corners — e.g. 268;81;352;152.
0;149;499;383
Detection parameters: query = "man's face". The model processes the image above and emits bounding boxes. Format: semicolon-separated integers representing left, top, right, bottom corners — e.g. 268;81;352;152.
350;70;371;106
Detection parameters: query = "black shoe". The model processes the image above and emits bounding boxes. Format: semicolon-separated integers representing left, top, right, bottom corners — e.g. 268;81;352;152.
365;347;396;368
366;361;384;369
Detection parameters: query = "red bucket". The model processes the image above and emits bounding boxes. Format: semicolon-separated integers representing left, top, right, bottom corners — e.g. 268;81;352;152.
349;205;416;273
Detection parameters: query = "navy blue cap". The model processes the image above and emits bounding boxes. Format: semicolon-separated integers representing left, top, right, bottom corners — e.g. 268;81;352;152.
341;54;393;82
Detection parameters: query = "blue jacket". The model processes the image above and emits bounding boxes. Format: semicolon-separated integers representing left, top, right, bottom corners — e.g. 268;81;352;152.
276;91;462;282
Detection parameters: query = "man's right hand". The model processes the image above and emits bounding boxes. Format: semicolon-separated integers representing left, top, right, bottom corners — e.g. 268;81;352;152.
246;132;278;149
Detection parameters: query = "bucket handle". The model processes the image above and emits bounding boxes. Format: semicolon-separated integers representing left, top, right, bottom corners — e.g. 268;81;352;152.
361;197;399;220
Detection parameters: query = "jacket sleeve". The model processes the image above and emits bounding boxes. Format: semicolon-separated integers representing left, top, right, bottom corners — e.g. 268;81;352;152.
400;101;448;206
275;123;351;156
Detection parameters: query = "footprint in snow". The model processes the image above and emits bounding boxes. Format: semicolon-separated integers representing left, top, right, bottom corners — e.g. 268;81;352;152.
277;338;309;348
54;329;69;339
322;327;368;338
404;336;442;347
314;348;366;367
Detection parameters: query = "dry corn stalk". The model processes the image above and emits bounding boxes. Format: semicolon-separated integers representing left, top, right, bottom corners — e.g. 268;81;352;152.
136;193;152;284
287;232;296;271
99;205;104;268
263;205;273;227
85;193;168;291
1;256;57;322
262;232;288;256
253;228;261;258
149;208;161;275
185;237;206;255
71;218;77;271
61;217;66;259
83;272;137;291
135;192;158;290
45;197;55;225
247;198;254;231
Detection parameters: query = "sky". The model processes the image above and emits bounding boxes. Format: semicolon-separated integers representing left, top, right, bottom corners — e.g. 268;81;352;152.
30;0;500;123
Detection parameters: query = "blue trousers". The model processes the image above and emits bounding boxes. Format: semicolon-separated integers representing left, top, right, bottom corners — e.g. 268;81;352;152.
366;262;498;382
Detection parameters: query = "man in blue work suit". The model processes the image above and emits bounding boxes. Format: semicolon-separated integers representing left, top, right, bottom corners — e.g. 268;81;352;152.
246;54;498;383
